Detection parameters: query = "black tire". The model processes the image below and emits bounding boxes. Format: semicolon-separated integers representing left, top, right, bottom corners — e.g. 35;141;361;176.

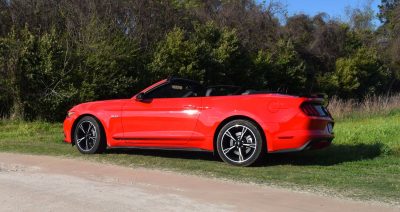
73;116;106;154
216;119;264;166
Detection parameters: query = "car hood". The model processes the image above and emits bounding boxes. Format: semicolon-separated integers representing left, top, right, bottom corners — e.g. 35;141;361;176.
70;99;128;112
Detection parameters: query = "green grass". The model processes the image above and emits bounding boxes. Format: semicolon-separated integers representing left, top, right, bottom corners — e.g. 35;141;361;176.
0;114;399;204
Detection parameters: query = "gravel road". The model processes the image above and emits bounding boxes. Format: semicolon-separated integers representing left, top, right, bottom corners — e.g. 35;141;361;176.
0;153;397;212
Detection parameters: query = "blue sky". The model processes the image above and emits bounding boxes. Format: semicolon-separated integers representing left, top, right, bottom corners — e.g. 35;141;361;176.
265;0;382;25
282;0;379;17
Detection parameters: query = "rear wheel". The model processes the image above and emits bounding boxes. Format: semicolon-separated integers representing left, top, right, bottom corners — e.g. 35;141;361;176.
73;116;106;154
217;119;264;166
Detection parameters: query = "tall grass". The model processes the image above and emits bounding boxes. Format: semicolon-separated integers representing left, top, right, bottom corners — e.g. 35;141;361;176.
328;93;400;120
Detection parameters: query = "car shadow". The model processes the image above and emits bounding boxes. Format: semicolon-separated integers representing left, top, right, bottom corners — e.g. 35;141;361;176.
258;143;385;167
105;143;385;167
106;148;218;162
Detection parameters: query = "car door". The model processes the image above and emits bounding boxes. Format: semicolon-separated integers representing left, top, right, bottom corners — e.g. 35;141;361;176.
121;80;203;146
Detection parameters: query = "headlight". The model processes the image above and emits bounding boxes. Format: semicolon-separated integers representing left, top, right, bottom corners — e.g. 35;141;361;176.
67;111;75;118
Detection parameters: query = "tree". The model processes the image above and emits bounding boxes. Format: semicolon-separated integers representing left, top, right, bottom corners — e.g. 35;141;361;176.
1;0;400;121
378;0;400;24
24;28;77;121
253;39;307;93
332;47;391;98
149;22;248;85
0;27;35;119
346;1;376;32
149;27;201;81
77;18;142;102
191;0;282;52
0;26;79;120
377;2;400;93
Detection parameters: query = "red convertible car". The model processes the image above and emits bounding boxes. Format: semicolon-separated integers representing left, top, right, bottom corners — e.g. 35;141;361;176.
63;77;334;166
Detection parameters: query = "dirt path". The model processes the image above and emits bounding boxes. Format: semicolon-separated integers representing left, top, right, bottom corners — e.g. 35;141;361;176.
0;153;397;212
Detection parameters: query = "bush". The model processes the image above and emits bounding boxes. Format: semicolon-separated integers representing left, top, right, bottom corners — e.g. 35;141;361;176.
253;39;307;93
149;22;249;85
0;21;143;121
0;27;79;120
0;0;400;121
331;47;391;98
76;18;142;101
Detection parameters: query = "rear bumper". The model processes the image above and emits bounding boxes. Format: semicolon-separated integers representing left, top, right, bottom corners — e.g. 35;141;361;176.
266;116;334;153
269;137;333;153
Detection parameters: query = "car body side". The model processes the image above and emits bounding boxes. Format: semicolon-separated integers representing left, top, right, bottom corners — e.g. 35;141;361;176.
64;81;334;153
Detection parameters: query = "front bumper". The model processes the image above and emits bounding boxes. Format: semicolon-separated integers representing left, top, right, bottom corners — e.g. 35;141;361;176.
63;117;74;144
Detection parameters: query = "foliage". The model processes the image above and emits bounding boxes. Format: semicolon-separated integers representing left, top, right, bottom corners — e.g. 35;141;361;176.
253;39;306;92
0;27;77;120
0;0;399;121
149;22;247;85
331;47;390;98
378;0;400;25
76;18;141;101
0;19;142;121
149;27;202;81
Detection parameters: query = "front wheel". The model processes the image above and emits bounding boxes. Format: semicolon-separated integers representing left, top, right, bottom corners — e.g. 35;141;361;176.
73;116;106;154
216;119;264;166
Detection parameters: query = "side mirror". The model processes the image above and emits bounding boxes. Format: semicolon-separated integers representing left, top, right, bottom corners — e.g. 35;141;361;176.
135;92;145;102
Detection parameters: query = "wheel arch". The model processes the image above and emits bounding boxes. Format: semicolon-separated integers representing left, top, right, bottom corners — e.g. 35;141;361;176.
213;115;267;155
71;114;107;146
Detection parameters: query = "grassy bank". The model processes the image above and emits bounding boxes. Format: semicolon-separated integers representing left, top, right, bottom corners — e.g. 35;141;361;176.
328;94;400;120
0;113;399;204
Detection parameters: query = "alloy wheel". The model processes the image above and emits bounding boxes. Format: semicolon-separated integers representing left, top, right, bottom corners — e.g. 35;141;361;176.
75;121;97;152
220;124;257;164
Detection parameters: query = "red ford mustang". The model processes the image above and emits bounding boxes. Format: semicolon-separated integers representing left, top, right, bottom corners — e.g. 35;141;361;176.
63;77;334;166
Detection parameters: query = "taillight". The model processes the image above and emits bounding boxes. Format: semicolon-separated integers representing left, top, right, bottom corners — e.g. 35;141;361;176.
301;102;329;117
